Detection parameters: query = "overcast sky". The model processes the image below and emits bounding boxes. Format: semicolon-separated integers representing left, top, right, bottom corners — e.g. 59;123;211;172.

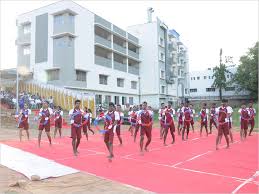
0;0;258;71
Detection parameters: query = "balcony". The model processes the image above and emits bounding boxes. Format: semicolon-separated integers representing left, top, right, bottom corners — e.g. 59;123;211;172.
128;50;139;60
95;35;111;49
114;61;127;72
127;33;139;45
95;55;112;68
113;25;126;38
94;15;111;30
128;66;139;75
113;43;126;54
16;33;31;45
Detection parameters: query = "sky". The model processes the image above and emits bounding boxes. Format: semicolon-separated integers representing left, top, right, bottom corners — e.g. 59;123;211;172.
0;0;258;71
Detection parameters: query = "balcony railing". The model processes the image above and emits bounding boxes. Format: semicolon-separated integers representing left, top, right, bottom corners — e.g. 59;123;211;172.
128;50;139;59
95;55;112;68
113;25;126;37
95;35;111;48
94;15;111;30
16;33;31;45
113;43;126;54
113;61;127;72
128;33;139;44
128;66;139;75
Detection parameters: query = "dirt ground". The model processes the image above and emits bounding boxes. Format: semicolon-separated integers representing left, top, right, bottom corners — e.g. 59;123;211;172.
0;126;151;194
0;119;257;194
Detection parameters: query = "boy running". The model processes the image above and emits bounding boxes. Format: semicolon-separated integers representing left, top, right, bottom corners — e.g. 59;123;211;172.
54;106;63;138
182;101;192;141
17;103;31;141
177;103;184;135
209;103;217;134
158;103;165;139
115;104;124;145
248;101;256;136
238;102;250;141
200;103;209;137
163;102;176;146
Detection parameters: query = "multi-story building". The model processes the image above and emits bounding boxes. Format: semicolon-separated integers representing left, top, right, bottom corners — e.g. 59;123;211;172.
189;65;250;101
127;14;189;107
16;1;189;109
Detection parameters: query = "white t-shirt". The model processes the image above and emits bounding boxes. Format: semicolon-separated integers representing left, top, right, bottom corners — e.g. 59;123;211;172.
39;108;53;115
215;106;230;123
227;106;233;122
20;109;32;123
69;108;83;124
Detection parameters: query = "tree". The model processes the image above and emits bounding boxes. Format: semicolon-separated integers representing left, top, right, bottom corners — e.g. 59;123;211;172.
212;49;230;100
232;42;258;100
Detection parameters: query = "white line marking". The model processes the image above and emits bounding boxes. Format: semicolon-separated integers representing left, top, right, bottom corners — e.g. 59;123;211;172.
186;151;212;162
56;153;103;161
231;171;259;194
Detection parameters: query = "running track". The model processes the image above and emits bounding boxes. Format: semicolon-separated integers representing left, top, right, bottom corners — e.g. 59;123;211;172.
2;129;259;193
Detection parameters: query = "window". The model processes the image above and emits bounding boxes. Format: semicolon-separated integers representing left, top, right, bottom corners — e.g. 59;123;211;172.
122;96;127;105
117;78;124;87
185;88;188;94
131;81;137;89
193;77;195;80
160;37;164;47
160;70;165;79
76;70;86;82
104;95;111;103
23;46;30;55
23;24;31;34
208;76;211;79
161;86;165;94
95;94;102;105
191;77;193;80
114;96;120;105
197;76;200;80
129;97;134;105
206;88;216;92
54;14;65;24
230;74;233;78
227;74;230;78
204;76;207;79
47;69;59;81
225;87;235;91
160;53;164;61
68;14;74;24
178;69;180;76
190;88;197;93
99;74;108;85
54;36;73;47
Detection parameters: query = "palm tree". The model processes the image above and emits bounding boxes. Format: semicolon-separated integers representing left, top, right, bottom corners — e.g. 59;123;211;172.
212;49;230;100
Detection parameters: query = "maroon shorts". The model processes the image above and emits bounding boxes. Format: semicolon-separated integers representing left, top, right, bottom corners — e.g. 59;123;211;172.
165;122;175;133
218;122;229;136
201;120;207;128
116;125;121;136
18;122;29;130
178;120;183;126
140;126;152;138
184;121;191;129
241;120;249;130
55;119;62;128
71;125;82;139
210;118;217;127
249;119;255;128
104;129;114;144
39;123;50;132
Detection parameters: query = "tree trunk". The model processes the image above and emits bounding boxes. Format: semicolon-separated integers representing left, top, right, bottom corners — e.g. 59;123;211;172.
219;87;222;100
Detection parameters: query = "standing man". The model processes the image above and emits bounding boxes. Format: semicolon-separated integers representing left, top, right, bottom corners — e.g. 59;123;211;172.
54;106;63;138
69;100;84;156
248;100;256;136
163;102;176;146
200;103;209;137
138;101;153;155
17;103;31;141
177;103;184;135
103;102;120;160
216;99;230;150
189;104;195;132
134;104;143;142
158;103;165;139
182;101;192;141
226;100;234;143
238;102;250;141
37;101;53;147
115;104;124;145
129;106;138;136
209;103;217;134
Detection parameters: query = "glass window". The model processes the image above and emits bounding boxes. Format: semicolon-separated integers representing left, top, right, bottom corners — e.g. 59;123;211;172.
95;94;102;105
225;87;235;91
104;95;111;104
76;70;86;82
129;97;134;105
54;14;64;24
122;96;127;105
197;76;200;80
206;88;216;92
47;69;59;81
131;81;137;89
204;76;207;79
99;74;108;85
161;70;165;79
117;78;124;87
190;88;197;93
114;96;120;105
161;86;165;94
23;24;31;34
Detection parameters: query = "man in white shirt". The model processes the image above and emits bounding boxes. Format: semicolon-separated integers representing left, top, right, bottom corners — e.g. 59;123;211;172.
226;100;234;143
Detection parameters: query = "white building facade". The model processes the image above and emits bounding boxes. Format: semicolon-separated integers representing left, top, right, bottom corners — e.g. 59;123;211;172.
16;1;189;109
189;65;250;101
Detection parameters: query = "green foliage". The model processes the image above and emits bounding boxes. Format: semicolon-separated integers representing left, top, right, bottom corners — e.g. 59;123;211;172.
232;42;258;99
212;63;230;100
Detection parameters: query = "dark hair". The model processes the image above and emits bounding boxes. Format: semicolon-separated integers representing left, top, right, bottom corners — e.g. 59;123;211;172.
142;101;147;105
161;103;165;105
75;99;81;104
222;99;228;103
117;104;121;107
109;102;115;107
203;103;207;106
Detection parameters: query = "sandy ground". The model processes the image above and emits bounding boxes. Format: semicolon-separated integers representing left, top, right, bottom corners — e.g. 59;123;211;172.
0;115;257;194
